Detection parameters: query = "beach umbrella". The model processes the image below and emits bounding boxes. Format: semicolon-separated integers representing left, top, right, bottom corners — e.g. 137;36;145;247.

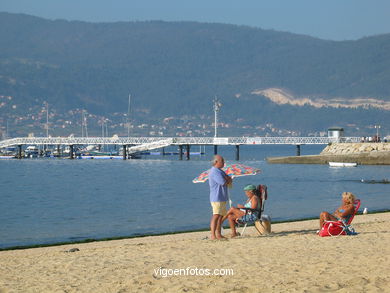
193;162;261;207
193;162;261;183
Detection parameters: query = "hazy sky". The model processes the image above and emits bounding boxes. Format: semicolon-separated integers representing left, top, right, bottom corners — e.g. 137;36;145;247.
1;0;390;40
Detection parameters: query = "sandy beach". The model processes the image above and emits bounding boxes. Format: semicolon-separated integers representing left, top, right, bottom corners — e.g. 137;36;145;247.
1;213;389;293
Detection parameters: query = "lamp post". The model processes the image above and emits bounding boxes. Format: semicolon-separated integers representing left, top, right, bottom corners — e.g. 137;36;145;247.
45;102;49;138
81;110;88;138
127;93;131;138
213;97;222;138
374;125;381;142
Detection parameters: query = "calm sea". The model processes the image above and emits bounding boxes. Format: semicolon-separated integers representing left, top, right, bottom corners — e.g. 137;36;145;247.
1;145;389;248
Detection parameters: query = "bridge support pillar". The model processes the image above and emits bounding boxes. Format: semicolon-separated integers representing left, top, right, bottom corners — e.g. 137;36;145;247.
186;144;190;160
17;145;22;159
235;145;240;161
296;144;301;156
179;145;183;160
214;145;218;155
162;147;165;156
69;145;74;159
57;145;61;157
123;145;127;160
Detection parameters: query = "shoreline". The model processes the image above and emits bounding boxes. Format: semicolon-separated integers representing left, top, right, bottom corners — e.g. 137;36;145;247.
1;212;389;292
1;209;390;251
267;151;390;165
268;142;390;165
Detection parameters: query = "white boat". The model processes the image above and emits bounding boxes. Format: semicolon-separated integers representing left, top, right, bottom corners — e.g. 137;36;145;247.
24;145;39;158
77;155;122;160
329;162;357;167
0;155;15;159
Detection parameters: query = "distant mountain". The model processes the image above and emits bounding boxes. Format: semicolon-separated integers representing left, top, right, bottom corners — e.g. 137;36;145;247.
0;12;389;136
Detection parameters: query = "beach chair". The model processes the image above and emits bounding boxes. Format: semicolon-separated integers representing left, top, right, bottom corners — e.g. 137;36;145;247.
320;199;361;237
239;184;269;236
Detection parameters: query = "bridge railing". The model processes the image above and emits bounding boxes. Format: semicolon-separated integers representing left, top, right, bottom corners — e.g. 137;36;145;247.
228;136;361;145
0;137;169;148
0;136;361;149
173;136;361;145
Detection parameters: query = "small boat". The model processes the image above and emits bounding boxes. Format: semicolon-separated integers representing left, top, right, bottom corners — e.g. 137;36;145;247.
77;155;122;160
0;155;15;159
360;179;390;184
24;145;39;158
329;162;357;167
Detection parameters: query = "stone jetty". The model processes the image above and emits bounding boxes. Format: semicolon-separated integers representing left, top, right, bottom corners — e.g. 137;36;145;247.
267;143;390;165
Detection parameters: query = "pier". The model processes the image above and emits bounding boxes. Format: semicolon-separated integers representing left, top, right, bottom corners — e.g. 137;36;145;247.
0;136;361;160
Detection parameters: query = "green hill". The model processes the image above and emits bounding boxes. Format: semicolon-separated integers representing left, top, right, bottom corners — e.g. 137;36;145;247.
0;12;389;136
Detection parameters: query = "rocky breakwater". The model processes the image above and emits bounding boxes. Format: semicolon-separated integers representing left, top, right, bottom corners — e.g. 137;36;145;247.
267;143;390;165
321;143;390;155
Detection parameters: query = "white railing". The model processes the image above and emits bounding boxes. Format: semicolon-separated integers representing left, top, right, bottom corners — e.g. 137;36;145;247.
0;136;361;149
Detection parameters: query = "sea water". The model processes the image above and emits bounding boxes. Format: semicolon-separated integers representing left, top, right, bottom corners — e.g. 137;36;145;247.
1;145;389;248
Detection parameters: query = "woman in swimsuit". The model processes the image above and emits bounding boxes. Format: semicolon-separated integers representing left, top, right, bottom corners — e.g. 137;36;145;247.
221;184;260;238
319;192;356;229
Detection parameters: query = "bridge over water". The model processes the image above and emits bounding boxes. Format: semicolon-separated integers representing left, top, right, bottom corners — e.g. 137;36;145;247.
0;136;361;160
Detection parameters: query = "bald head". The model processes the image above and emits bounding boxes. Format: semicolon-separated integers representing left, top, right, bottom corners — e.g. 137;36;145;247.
212;155;225;168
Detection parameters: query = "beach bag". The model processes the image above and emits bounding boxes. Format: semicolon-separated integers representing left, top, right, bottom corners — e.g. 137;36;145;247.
319;221;346;237
254;215;271;235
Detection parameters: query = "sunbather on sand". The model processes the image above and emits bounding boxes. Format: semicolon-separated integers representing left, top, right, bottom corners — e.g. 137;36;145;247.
319;192;356;229
222;184;260;238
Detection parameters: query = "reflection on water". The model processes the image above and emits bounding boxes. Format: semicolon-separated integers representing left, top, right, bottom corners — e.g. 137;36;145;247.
0;145;389;248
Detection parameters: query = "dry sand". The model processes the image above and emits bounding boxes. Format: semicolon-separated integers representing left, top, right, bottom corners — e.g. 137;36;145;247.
1;213;389;293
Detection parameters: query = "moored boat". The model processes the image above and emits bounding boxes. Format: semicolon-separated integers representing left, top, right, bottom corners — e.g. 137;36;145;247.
24;145;39;158
0;155;15;159
329;162;358;167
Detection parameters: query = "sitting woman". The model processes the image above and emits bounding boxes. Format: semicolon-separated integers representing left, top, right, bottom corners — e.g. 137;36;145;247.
319;191;356;229
222;184;260;237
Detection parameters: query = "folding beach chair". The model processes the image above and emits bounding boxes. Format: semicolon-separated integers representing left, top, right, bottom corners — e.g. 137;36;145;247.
239;184;269;236
320;199;361;237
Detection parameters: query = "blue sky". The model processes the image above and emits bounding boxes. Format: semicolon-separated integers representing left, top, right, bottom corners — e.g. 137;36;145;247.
1;0;389;40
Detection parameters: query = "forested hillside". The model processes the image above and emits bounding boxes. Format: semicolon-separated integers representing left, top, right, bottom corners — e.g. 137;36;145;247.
0;12;389;136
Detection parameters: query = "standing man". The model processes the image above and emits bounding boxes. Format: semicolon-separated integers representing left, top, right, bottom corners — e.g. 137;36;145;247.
209;154;232;240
